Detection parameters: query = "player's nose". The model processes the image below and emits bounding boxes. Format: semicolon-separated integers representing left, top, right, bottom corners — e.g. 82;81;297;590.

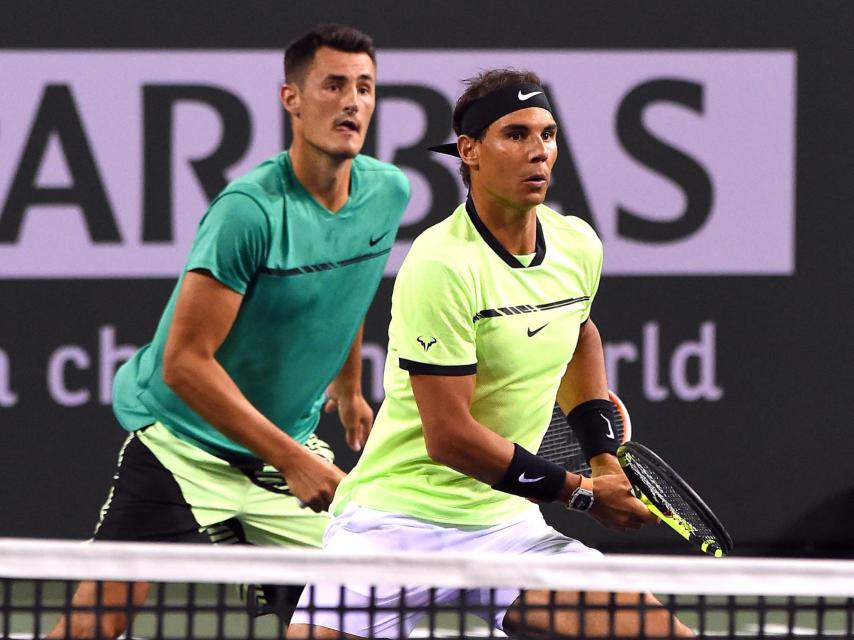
342;86;359;113
529;136;548;163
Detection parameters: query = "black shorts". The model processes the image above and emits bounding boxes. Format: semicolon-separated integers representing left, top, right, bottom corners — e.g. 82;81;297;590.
93;423;334;620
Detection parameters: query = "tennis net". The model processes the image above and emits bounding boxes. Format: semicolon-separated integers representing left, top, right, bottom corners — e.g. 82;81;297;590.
1;538;852;638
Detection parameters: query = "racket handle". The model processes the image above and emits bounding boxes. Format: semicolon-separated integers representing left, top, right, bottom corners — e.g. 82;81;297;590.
636;493;683;534
636;492;724;557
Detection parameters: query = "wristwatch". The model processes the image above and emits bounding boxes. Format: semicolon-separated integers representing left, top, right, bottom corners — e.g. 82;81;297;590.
566;474;594;512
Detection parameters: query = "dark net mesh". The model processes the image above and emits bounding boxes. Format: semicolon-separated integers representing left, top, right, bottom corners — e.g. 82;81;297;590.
3;576;853;638
2;541;852;639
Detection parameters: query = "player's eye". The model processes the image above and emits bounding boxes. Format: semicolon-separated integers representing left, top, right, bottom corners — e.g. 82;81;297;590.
509;131;524;141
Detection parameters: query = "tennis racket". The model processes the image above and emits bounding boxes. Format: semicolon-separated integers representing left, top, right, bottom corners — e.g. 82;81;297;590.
618;441;733;557
538;390;632;473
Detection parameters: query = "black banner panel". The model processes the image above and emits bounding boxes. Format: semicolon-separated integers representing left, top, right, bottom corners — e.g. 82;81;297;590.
1;1;853;556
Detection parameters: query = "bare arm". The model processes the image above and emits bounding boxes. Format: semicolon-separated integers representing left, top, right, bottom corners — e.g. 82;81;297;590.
410;373;582;505
411;373;514;482
556;320;609;413
411;320;654;530
162;271;344;511
324;322;374;451
555;319;657;529
556;320;617;474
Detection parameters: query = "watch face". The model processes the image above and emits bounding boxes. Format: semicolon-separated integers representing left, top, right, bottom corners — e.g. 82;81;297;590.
569;489;594;511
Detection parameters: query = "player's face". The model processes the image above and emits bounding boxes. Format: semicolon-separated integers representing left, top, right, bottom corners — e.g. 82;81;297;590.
473;108;558;209
286;47;376;159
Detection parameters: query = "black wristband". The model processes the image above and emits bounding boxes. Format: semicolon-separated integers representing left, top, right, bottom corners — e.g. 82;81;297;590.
491;443;566;503
566;398;619;462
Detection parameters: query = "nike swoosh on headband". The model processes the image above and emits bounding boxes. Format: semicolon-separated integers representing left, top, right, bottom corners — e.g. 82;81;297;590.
518;90;543;101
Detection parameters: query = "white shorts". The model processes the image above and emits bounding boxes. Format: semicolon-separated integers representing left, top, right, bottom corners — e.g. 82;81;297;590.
291;504;600;638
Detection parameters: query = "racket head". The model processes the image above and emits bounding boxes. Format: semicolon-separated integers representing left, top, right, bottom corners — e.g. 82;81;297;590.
538;390;631;473
617;441;733;557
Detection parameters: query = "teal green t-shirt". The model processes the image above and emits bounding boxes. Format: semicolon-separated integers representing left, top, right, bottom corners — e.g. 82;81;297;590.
113;152;410;458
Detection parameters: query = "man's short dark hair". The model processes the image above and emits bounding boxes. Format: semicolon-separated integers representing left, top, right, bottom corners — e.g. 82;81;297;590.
454;68;544;189
284;24;376;86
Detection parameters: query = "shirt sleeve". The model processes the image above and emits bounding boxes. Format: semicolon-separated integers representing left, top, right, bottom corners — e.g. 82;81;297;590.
392;252;477;376
183;192;271;295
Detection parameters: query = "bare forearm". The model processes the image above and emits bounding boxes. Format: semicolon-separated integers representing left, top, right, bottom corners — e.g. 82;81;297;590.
331;323;364;395
413;373;582;503
163;353;304;471
425;416;516;484
411;374;511;482
159;271;344;514
429;416;588;505
556;320;608;413
556;320;622;474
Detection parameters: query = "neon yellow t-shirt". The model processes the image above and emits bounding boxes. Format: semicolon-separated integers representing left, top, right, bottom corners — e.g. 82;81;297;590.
332;197;603;526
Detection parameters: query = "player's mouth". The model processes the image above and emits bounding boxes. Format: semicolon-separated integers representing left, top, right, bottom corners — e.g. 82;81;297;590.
522;172;548;188
334;118;361;134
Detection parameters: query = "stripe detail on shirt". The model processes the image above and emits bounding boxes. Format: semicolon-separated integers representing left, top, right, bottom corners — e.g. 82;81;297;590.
260;248;391;276
399;359;477;376
472;295;590;322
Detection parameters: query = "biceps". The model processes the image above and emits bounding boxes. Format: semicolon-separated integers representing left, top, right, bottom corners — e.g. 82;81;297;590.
576;318;597;348
557;319;607;410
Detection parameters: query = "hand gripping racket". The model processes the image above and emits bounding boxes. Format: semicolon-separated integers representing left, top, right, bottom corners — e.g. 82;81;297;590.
618;441;733;557
538;390;632;474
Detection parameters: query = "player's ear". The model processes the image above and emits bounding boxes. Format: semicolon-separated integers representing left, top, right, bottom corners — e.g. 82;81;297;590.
280;82;301;118
458;136;479;170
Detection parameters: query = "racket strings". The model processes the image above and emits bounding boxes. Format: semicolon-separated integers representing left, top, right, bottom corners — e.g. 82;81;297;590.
622;443;732;555
631;462;720;540
538;403;626;473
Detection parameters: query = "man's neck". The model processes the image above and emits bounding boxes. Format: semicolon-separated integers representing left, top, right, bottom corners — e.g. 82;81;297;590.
470;184;538;256
288;139;353;212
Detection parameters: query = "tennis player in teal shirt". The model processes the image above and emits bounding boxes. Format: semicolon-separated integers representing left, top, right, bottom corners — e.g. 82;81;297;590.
50;24;410;639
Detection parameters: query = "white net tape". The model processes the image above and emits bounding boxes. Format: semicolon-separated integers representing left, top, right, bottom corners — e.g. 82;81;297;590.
1;538;852;597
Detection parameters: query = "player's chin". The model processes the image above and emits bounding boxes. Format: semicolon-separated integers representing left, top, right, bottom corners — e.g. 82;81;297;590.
326;138;364;160
517;188;548;207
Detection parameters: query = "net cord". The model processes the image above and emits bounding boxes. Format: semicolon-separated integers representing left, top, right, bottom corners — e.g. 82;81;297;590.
0;539;852;597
